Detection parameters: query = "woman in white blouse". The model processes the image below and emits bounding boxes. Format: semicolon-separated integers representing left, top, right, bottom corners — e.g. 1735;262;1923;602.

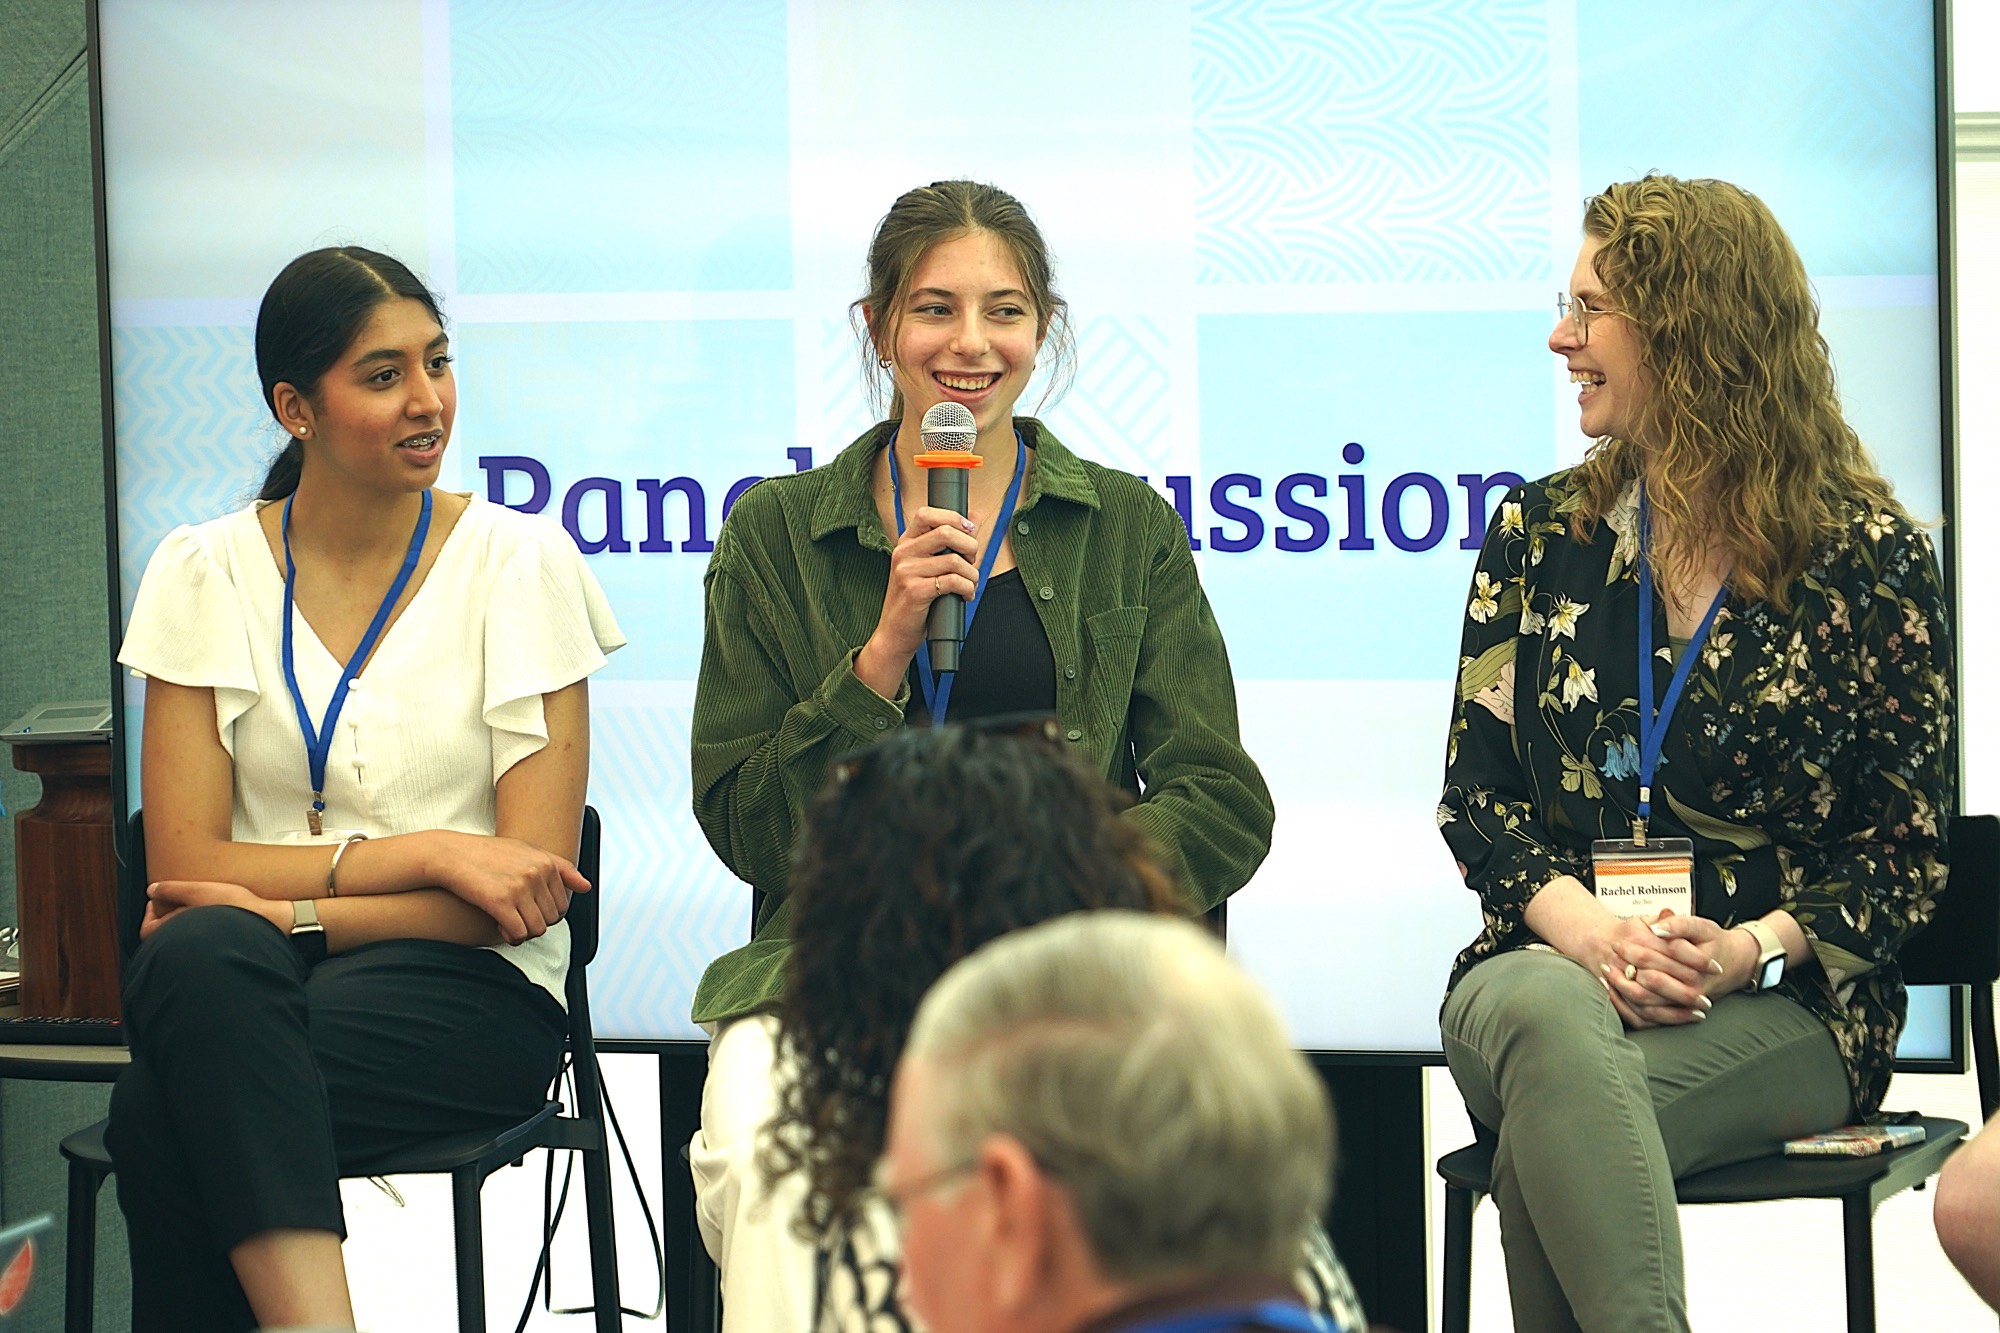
111;246;623;1333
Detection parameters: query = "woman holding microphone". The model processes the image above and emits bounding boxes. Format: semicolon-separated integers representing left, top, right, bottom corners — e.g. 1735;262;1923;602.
687;179;1273;1328
1437;175;1952;1332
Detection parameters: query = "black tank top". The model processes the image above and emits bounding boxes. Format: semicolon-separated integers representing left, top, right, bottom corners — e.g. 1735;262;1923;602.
904;568;1057;726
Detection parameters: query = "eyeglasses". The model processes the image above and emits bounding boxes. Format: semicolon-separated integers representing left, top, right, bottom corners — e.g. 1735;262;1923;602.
862;1158;977;1228
1555;292;1622;346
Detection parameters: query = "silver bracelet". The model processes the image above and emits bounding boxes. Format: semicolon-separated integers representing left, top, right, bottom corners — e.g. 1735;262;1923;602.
326;833;368;896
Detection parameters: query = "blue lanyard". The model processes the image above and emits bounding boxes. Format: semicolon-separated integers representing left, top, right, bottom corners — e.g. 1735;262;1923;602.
1124;1302;1334;1333
888;428;1028;726
281;489;432;834
1634;485;1727;843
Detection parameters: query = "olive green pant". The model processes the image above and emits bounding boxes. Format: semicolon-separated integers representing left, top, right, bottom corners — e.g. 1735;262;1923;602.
1441;949;1853;1333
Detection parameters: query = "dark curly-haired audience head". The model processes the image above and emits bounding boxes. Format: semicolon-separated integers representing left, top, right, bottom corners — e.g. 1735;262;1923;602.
762;719;1183;1236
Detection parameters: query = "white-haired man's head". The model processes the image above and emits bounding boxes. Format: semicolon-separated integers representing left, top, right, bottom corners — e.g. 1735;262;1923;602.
880;911;1334;1333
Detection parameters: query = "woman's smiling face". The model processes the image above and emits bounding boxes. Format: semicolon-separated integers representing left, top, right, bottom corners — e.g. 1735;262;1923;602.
885;229;1043;438
287;296;455;493
1552;237;1649;444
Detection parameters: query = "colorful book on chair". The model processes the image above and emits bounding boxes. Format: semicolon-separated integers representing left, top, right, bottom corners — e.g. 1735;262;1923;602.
1782;1123;1927;1158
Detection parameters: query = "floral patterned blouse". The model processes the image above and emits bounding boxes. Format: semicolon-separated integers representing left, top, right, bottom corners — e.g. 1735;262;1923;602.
1438;469;1954;1116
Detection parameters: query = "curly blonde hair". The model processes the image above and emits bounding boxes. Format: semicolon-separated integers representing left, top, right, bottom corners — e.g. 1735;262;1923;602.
1563;174;1903;609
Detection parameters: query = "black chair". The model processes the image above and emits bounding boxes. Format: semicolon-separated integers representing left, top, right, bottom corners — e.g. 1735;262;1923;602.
1436;812;2000;1333
60;806;622;1333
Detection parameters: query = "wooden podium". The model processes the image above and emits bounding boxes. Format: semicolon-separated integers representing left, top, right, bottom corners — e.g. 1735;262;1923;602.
7;738;120;1018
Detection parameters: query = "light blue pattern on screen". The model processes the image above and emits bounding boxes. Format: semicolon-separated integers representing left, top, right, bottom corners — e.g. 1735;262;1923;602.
810;319;881;459
1577;0;1936;277
1197;310;1552;679
1192;0;1552;284
111;326;268;623
450;0;792;293
588;704;736;1041
1044;315;1177;481
455;318;795;682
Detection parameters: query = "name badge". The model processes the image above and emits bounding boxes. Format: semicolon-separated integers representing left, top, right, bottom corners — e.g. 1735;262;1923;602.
276;828;368;847
1590;837;1694;920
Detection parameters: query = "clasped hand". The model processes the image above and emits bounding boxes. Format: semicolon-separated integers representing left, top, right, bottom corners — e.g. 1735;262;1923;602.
1592;910;1735;1029
139;835;590;948
140;879;284;938
432;832;591;945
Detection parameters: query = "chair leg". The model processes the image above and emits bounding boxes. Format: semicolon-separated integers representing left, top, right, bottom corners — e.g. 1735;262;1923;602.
1441;1184;1476;1333
452;1165;487;1333
661;1049;705;1333
65;1157;108;1333
580;1136;622;1332
1842;1194;1876;1333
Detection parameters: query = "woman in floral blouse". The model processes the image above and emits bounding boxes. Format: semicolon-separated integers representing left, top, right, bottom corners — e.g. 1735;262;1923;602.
1437;174;1953;1333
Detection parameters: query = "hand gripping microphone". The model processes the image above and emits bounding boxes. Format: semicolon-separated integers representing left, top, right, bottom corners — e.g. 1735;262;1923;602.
916;401;981;674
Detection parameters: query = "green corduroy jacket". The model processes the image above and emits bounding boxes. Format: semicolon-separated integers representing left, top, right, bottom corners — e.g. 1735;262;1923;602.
688;419;1274;1024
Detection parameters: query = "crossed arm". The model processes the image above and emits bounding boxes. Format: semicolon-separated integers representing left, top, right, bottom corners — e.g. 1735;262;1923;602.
139;674;592;952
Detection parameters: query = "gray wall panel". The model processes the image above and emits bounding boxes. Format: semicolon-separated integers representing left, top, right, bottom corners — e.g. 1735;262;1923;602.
0;1;130;1328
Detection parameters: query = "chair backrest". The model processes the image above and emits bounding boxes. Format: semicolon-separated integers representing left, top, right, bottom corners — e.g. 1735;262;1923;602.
1900;812;2000;1121
564;805;605;1040
561;807;610;1143
1902;813;2000;987
568;804;602;972
119;809;150;966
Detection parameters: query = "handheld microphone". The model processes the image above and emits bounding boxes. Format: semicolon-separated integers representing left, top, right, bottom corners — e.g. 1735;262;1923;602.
916;402;981;674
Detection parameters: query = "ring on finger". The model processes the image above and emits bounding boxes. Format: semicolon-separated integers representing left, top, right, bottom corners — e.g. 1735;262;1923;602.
1623;963;1637;980
935;575;943;594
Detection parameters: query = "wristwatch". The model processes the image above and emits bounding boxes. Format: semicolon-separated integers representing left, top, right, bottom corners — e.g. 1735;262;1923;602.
290;898;325;938
289;897;328;965
1739;919;1786;992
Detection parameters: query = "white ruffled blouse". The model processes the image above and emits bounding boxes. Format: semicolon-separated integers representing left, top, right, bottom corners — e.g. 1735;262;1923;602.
119;493;626;1003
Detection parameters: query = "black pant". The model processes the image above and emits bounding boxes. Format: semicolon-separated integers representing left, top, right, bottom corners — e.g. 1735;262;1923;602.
106;906;569;1333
